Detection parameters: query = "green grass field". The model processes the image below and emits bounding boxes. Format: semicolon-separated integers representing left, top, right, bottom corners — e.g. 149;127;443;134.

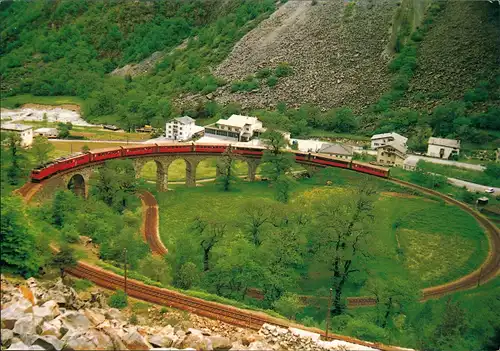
154;170;488;297
418;161;500;187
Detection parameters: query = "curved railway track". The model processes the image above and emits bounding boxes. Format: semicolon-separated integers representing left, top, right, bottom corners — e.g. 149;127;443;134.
16;149;499;350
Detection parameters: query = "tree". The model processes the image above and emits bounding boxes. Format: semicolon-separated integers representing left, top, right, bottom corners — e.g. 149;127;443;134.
367;278;420;328
272;293;304;320
108;289;128;309
51;190;78;228
51;246;77;278
0;196;40;277
191;216;226;271
216;146;237;191
242;200;272;246
57;122;72;139
260;130;295;202
422;299;469;351
92;159;138;212
31;135;55;166
174;262;199;290
139;255;172;285
4;132;26;185
61;223;80;243
81;144;90;153
485;163;500;179
311;184;377;315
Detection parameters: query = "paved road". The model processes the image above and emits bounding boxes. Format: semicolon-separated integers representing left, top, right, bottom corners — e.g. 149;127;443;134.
448;177;500;193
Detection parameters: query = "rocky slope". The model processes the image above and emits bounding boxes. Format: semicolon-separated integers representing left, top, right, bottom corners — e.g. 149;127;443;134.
402;0;500;111
0;276;382;351
214;0;397;111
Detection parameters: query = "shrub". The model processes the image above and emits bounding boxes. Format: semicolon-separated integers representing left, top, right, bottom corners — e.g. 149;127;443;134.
256;68;272;79
392;75;409;91
275;63;292;78
108;289;128;309
72;279;93;292
231;77;259;92
266;76;278;87
129;314;138;325
174;262;199;290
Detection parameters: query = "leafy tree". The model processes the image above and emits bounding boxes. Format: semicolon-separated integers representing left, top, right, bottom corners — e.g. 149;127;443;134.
191;216;226;271
0;196;40;277
4;132;27;185
174;262;199;290
31;135;55;166
485;163;500;179
108;289;128;309
242;200;272;246
57;123;71;139
51;190;78;228
139;255;172;285
92;159;138;212
61;223;80;243
260;130;295;202
311;185;376;315
272;293;304;320
51;246;77;278
366;278;420;328
81;144;90;153
207;238;261;299
216;147;237;191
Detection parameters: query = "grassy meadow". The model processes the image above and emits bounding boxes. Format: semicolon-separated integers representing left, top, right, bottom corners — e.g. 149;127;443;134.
153;169;488;298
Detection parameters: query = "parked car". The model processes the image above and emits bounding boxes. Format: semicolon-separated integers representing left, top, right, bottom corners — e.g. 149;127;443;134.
485;188;495;194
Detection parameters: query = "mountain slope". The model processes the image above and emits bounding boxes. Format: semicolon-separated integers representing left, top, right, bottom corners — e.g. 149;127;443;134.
214;0;397;111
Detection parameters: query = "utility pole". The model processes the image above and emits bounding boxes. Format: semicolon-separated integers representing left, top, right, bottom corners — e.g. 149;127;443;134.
123;248;128;295
477;267;482;287
70;143;73;154
325;288;333;339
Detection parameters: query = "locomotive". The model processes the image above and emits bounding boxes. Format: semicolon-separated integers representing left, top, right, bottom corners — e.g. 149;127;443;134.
30;142;390;182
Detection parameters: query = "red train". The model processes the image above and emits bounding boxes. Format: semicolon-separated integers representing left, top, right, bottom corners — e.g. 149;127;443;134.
30;143;389;182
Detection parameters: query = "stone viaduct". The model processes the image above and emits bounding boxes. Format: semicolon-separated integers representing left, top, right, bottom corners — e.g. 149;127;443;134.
51;153;320;198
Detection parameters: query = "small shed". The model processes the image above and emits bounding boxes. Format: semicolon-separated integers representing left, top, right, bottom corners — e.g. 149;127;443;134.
477;197;489;206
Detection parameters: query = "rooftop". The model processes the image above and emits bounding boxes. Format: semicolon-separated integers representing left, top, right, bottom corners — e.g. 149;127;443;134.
34;127;58;133
216;114;260;128
428;137;460;148
173;116;196;125
1;123;33;132
371;132;408;143
318;143;353;156
374;141;407;155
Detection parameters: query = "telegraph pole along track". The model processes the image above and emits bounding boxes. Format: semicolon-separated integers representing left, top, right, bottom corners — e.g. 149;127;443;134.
17;152;499;349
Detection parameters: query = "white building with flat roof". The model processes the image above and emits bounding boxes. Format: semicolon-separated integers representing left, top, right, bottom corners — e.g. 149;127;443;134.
165;116;204;141
204;115;263;142
371;132;408;150
34;127;59;138
427;137;460;159
1;123;33;147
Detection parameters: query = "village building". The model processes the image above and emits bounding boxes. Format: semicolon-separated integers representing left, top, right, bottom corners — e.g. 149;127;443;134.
403;156;419;171
0;123;33;147
374;141;407;167
318;143;353;159
204;115;263;142
34;127;59;138
165;116;204;141
427;137;460;159
371;132;408;150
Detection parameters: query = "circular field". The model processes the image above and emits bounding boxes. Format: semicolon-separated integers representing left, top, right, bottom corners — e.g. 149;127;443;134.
155;167;488;299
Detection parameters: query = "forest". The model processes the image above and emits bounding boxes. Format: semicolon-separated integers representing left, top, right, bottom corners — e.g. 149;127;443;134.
1;0;499;151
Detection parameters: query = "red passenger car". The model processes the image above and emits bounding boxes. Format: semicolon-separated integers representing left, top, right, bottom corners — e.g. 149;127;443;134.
157;143;193;154
195;144;227;153
351;161;390;178
123;145;157;157
90;148;123;162
56;153;92;172
233;146;265;156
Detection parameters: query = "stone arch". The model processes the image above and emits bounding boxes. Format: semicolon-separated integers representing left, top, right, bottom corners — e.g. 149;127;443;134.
67;174;86;198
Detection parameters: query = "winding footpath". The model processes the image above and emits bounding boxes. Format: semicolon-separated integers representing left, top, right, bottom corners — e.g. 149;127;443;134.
15;168;499;350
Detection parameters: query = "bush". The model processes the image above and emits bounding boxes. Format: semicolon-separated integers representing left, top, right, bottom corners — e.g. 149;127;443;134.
108;289;128;309
174;262;199;290
231;77;259;92
267;76;278;87
256;68;272;79
275;63;292;78
72;279;93;292
129;314;138;325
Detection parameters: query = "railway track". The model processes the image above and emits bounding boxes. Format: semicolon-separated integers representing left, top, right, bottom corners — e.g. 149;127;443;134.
16;151;499;351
